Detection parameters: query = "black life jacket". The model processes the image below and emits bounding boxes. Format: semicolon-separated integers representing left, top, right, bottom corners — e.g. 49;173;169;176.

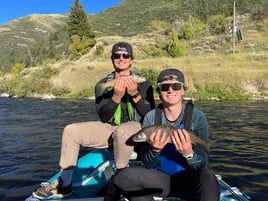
154;100;194;129
154;100;194;175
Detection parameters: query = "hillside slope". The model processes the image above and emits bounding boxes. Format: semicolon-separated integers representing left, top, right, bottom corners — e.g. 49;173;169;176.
0;0;266;72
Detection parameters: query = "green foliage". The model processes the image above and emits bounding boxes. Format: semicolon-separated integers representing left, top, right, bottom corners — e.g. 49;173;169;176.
187;82;252;100
2;66;59;97
95;44;104;55
208;15;228;35
166;29;184;58
181;22;193;40
137;67;159;90
148;20;168;32
0;0;266;73
191;18;207;38
67;87;94;99
256;21;267;31
11;63;25;75
32;66;59;79
67;0;95;39
51;86;71;97
29;27;69;66
68;35;95;60
142;45;164;57
67;0;96;59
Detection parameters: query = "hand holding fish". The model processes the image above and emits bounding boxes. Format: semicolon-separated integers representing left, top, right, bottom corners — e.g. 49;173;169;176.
147;129;170;153
171;129;193;156
112;77;127;103
126;76;139;97
130;124;209;154
100;75;146;95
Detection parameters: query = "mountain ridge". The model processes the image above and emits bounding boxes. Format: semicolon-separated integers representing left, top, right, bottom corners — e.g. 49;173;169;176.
0;0;266;72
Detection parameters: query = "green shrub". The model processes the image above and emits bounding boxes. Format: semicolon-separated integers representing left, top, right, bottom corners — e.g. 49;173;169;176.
95;44;104;55
11;63;25;75
67;87;94;99
166;29;184;57
137;67;159;90
181;22;193;40
51;86;71;97
208;15;227;35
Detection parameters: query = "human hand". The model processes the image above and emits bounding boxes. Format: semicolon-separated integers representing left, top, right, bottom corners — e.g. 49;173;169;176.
126;77;138;97
148;129;170;153
113;77;127;98
171;129;193;156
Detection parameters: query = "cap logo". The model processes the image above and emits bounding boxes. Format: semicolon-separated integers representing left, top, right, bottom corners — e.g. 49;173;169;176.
115;47;127;52
163;75;179;81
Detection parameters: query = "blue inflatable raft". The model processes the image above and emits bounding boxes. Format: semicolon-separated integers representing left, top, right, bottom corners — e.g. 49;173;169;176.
25;148;250;201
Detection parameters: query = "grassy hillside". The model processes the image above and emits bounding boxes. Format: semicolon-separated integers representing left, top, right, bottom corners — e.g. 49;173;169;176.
1;31;266;100
0;14;68;72
0;0;266;72
0;0;267;100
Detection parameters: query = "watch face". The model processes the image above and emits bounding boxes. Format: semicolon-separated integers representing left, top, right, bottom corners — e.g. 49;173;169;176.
185;152;194;160
186;155;193;159
131;92;140;98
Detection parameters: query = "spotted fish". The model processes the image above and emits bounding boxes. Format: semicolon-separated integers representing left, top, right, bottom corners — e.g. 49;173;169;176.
131;124;209;154
99;75;147;93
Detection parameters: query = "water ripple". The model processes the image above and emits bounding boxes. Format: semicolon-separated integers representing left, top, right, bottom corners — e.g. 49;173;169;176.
0;98;267;201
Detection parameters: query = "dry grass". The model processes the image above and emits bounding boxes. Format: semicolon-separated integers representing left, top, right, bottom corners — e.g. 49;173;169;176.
49;53;268;100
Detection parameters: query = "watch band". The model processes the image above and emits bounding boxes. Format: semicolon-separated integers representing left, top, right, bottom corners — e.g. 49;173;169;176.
184;152;194;160
130;91;140;99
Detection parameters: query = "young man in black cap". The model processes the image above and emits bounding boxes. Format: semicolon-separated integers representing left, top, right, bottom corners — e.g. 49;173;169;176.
111;68;220;201
32;42;155;200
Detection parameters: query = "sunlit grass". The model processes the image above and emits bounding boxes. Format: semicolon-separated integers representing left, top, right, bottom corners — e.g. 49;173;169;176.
49;53;267;100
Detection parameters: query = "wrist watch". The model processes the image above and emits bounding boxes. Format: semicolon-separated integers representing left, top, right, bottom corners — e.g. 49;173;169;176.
184;152;194;160
131;91;140;98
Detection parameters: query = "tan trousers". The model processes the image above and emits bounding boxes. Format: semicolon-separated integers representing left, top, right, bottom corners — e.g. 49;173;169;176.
59;121;141;169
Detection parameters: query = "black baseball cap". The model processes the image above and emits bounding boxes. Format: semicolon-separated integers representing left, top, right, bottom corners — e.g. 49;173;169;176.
157;68;185;83
111;42;133;56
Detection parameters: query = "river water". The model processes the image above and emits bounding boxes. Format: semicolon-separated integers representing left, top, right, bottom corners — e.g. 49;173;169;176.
0;98;267;201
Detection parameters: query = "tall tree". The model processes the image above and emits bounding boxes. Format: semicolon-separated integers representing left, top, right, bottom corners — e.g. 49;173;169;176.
67;0;96;60
67;0;95;39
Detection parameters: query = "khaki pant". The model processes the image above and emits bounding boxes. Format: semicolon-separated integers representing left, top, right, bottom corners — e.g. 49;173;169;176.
59;121;141;169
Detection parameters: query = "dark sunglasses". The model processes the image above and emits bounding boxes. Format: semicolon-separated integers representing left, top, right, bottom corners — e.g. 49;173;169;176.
113;53;131;59
158;83;184;92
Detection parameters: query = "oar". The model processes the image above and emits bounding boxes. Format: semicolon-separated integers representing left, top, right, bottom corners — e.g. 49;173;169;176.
73;160;114;187
216;175;250;201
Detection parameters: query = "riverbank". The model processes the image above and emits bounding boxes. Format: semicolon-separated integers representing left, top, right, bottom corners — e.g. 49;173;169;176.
1;53;268;101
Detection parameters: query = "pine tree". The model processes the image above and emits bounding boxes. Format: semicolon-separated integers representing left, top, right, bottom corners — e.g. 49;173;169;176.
67;0;95;39
67;0;96;59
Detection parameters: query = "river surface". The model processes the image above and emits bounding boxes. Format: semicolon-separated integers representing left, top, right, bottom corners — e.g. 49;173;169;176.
0;98;267;201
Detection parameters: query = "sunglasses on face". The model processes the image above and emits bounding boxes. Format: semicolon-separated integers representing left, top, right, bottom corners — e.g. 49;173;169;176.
158;83;184;92
113;53;131;59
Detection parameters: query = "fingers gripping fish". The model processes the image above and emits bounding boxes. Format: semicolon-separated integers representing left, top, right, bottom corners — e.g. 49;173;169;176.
99;75;147;93
131;124;209;154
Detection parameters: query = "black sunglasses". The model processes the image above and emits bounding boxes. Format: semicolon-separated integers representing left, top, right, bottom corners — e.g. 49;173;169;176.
158;83;184;92
113;53;131;59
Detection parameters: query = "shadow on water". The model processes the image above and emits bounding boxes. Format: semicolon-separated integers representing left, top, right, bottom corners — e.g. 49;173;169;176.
0;98;267;201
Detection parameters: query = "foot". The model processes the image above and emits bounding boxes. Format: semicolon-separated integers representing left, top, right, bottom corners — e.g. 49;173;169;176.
32;177;72;200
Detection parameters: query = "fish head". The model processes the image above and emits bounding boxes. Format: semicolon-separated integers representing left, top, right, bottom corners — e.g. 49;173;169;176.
133;75;146;83
132;131;147;142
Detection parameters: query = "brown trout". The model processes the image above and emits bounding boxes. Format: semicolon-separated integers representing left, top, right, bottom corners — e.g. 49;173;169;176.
99;75;146;93
131;124;209;154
